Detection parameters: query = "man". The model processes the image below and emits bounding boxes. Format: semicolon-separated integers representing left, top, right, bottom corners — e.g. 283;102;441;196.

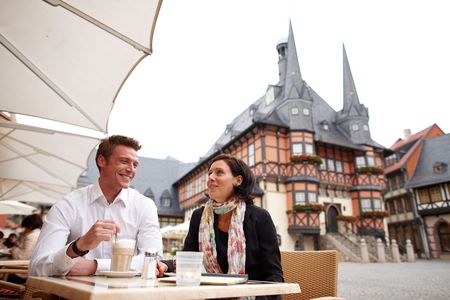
29;135;164;276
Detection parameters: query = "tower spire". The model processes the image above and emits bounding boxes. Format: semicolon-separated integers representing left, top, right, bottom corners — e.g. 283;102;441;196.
342;44;363;115
282;21;310;100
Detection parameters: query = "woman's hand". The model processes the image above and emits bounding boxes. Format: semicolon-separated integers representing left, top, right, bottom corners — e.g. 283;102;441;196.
156;261;168;277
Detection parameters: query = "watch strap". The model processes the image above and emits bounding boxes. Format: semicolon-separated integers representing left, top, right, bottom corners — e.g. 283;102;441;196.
72;238;89;257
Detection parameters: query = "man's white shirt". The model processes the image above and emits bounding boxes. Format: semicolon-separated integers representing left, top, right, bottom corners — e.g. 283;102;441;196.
29;181;162;276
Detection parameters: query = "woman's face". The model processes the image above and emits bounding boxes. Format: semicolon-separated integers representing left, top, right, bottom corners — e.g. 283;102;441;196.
207;160;242;203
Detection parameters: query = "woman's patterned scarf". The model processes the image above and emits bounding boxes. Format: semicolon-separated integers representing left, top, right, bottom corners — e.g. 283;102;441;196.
199;196;247;275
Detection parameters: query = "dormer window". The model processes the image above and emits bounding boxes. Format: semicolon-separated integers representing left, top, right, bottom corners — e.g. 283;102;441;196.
291;107;299;115
303;108;310;116
363;124;369;131
434;162;447;174
351;124;359;131
249;108;254;116
161;197;172;207
321;121;329;130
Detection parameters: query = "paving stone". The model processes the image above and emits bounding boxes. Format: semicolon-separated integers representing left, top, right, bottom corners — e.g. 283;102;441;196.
338;259;450;299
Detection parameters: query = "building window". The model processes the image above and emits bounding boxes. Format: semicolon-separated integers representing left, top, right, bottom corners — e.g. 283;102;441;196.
305;144;314;155
292;143;302;155
161;197;172;207
335;161;343;173
308;192;317;202
352;124;359;131
327;158;335;172
195;177;201;194
430;186;443;202
248;143;255;166
295;192;306;204
186;183;192;198
356;156;366;168
373;199;382;211
418;188;430;204
303;108;310;116
291;107;299;115
363;124;369;131
361;199;372;212
367;156;375;166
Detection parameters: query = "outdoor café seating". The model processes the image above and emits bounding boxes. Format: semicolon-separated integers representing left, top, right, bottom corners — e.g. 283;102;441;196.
281;250;345;300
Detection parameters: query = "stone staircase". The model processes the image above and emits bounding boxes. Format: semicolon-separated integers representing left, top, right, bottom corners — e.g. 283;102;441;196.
322;233;393;262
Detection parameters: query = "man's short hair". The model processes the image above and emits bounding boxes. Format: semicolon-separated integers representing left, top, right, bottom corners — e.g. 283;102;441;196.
95;135;142;171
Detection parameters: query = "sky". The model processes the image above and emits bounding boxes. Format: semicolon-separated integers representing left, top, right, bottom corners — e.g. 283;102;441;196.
20;0;450;163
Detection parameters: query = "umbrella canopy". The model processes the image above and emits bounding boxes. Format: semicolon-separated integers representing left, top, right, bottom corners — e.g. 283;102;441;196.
162;222;189;240
0;200;37;215
0;179;69;205
0;0;163;132
0;120;100;189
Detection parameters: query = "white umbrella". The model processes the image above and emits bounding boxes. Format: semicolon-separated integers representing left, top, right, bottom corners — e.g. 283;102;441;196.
0;120;100;188
0;0;163;132
162;222;189;240
0;200;37;215
0;179;69;205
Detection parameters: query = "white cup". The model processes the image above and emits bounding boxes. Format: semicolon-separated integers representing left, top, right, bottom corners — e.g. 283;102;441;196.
176;251;204;286
110;239;136;272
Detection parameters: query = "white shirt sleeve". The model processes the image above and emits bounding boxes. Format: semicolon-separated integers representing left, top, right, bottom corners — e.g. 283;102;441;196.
29;199;76;276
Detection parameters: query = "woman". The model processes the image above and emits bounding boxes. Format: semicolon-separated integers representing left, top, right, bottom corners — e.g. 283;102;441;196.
3;233;18;249
166;154;283;298
8;214;43;284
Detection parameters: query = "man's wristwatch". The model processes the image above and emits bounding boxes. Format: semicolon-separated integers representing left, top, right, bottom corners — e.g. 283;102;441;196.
72;238;89;257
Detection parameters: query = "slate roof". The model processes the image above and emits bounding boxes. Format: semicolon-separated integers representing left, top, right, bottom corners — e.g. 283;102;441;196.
200;24;386;160
78;151;196;217
407;134;450;188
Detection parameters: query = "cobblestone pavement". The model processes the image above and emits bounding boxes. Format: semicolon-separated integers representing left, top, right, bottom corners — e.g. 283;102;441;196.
338;259;450;299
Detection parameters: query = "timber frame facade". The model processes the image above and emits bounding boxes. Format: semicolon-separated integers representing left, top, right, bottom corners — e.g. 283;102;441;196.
175;23;389;251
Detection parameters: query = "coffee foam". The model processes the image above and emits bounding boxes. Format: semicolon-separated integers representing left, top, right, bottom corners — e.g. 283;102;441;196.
113;238;136;248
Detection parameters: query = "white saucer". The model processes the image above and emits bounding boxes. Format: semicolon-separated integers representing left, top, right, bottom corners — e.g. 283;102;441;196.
99;270;140;278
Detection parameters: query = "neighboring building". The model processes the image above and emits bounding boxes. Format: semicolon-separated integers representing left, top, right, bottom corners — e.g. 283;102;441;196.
406;134;450;259
383;124;445;258
174;23;390;251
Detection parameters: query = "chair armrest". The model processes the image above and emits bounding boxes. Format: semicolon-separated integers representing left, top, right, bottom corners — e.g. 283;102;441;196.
0;279;26;293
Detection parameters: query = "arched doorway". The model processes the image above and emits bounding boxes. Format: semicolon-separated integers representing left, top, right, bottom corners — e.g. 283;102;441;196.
327;206;339;233
438;222;450;252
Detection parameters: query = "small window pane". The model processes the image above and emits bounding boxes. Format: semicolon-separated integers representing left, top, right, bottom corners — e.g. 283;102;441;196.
291;107;299;115
352;124;359;131
303;108;310;115
367;156;375;166
327;159;335;171
361;199;372;212
356;156;366;168
336;161;343;173
308;192;317;202
295;192;305;204
305;144;314;155
373;199;382;211
292;143;302;155
248;144;255;166
161;198;172;207
430;186;443;202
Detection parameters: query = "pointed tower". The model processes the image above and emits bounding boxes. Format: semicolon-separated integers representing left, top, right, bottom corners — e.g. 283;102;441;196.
275;21;313;132
336;44;371;144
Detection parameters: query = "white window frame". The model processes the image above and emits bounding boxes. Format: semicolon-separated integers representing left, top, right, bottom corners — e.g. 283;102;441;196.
248;143;255;166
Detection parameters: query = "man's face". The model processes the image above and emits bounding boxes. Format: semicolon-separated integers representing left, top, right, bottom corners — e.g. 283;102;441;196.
98;145;139;190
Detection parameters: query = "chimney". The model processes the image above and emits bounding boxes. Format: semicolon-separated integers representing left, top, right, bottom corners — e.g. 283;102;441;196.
404;129;412;139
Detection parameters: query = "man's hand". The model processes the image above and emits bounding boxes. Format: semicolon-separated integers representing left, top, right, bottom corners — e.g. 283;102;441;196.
67;257;98;276
156;261;168;277
77;220;121;251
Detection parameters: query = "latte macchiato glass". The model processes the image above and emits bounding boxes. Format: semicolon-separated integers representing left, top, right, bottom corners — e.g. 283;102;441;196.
110;239;136;272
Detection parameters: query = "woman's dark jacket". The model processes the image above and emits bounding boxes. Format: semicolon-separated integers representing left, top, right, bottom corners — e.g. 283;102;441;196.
183;204;283;284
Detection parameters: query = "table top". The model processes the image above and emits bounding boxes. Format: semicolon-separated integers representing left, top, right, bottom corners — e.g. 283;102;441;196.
0;259;29;267
26;275;301;300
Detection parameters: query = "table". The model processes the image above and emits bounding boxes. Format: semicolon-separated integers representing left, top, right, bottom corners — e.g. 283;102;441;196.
26;275;301;300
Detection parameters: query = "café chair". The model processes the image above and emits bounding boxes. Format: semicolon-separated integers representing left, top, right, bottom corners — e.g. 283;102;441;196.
280;250;345;300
